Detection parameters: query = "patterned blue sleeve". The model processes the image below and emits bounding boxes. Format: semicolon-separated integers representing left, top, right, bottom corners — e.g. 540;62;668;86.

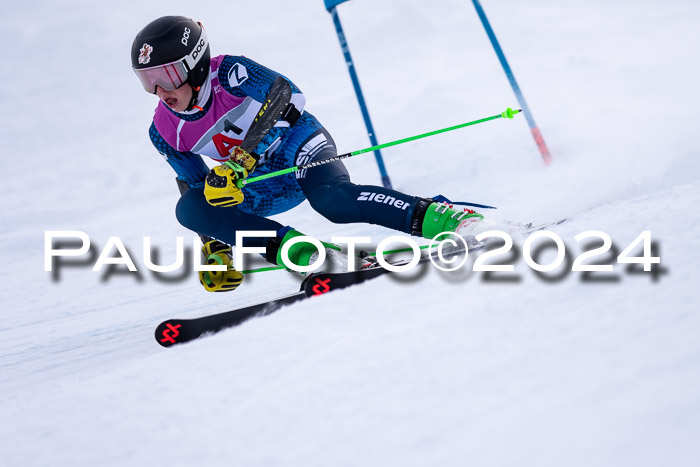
217;55;303;99
149;122;209;188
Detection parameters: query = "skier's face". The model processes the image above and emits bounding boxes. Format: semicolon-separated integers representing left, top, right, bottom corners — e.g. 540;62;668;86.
156;83;193;112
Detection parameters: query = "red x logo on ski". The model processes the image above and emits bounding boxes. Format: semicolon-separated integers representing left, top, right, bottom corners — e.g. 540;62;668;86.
312;278;332;295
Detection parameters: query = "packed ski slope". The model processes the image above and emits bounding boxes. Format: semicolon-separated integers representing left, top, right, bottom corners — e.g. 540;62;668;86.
1;0;699;465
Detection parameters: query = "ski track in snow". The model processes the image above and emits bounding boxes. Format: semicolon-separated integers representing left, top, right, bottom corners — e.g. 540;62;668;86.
1;0;699;465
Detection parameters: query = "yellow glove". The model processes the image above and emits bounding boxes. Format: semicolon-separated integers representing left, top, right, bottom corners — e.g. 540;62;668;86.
204;161;248;207
204;148;258;207
198;240;244;292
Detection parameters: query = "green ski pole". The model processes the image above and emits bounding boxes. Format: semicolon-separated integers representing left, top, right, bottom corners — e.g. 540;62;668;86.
237;107;521;188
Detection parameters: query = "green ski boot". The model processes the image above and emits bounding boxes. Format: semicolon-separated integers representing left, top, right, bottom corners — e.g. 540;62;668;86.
266;229;372;273
412;199;485;240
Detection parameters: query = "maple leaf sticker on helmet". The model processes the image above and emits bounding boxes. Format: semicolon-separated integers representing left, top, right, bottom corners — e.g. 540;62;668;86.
139;43;153;65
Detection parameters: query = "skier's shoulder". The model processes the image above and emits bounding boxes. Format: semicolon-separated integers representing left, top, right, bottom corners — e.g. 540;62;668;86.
217;54;267;73
216;54;270;90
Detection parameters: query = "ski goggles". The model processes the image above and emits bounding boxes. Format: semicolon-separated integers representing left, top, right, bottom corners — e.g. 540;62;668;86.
134;60;189;94
133;27;209;94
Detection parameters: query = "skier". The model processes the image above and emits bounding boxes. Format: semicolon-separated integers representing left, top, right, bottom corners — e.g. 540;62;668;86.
131;16;483;292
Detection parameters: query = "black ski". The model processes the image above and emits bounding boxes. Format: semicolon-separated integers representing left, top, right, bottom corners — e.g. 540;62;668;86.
154;241;482;347
303;218;568;296
154;218;568;347
303;241;484;295
155;291;307;347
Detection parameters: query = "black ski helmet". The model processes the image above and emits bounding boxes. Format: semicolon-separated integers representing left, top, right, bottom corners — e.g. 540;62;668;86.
131;16;210;100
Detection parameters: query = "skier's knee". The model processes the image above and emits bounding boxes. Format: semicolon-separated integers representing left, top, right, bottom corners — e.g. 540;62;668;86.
311;202;347;223
176;191;202;230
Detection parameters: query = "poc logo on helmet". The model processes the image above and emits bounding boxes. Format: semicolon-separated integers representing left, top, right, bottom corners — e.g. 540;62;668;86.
181;27;191;46
191;39;206;60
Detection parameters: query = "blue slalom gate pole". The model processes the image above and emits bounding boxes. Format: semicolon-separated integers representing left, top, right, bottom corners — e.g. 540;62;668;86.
471;0;552;165
324;0;393;188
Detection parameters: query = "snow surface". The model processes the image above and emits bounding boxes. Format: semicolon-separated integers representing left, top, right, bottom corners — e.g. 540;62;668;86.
1;0;700;465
